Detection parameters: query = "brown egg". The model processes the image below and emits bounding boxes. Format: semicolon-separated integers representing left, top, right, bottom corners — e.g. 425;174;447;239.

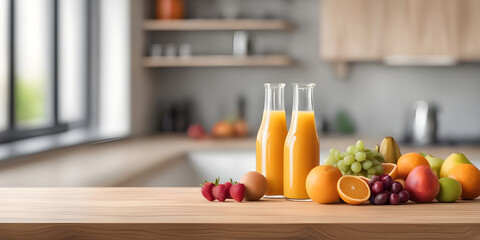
240;171;267;201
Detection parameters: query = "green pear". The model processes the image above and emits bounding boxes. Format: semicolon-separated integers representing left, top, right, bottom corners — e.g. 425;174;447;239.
421;153;444;178
439;153;472;178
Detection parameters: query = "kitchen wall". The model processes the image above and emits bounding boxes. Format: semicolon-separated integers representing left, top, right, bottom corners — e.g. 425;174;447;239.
132;0;480;142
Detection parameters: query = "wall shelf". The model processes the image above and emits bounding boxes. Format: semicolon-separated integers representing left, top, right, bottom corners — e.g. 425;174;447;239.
143;55;292;67
143;19;291;31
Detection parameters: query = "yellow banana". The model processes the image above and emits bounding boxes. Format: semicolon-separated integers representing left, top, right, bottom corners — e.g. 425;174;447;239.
379;136;402;164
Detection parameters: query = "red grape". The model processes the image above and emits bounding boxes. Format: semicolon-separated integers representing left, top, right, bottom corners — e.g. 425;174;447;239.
374;192;388;205
371;181;384;194
369;175;379;187
399;190;410;203
380;174;393;190
369;194;377;205
389;193;400;205
390;181;403;193
383;190;391;199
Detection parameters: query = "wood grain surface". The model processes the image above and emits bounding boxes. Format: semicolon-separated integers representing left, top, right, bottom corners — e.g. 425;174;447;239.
0;188;479;239
143;55;293;67
143;19;291;31
321;0;480;62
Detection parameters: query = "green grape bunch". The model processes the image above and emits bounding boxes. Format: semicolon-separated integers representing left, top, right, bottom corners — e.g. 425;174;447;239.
325;140;385;178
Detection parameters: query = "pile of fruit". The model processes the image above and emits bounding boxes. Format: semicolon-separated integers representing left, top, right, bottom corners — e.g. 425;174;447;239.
188;119;249;139
309;136;480;205
201;136;480;205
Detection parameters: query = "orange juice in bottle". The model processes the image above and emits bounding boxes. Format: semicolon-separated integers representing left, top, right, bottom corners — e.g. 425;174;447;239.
256;83;287;198
284;83;319;200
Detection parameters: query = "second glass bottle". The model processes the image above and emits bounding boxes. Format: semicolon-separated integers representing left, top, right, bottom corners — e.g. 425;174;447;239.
284;83;320;200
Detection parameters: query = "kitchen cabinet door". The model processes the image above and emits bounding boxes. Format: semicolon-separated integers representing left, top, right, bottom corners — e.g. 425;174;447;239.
458;0;480;61
320;0;386;61
384;0;458;57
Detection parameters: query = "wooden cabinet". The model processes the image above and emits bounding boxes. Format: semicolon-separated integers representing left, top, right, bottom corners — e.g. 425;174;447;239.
458;0;480;61
384;0;458;57
321;0;386;61
321;0;480;63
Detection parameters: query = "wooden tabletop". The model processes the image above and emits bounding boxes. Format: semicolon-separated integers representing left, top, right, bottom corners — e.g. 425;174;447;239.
1;187;479;239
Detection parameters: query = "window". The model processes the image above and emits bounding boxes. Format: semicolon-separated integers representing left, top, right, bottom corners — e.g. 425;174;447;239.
59;0;87;124
0;0;8;132
0;0;90;143
15;0;54;129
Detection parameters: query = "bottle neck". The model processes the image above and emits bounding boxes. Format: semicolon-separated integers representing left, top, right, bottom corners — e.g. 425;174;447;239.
264;84;285;111
292;84;314;112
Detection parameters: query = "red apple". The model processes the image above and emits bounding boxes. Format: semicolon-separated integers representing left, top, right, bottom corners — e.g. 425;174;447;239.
406;165;439;203
187;124;206;139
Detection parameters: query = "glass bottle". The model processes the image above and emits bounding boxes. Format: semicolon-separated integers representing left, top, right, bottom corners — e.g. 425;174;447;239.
256;83;288;198
284;83;319;200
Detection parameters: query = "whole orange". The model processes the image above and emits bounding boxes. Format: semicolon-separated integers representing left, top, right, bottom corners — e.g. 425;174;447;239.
397;153;430;180
448;164;480;200
306;165;343;204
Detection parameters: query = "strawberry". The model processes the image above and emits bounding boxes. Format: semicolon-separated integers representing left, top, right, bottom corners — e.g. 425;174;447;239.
224;179;233;199
201;181;215;201
212;178;227;202
230;182;246;202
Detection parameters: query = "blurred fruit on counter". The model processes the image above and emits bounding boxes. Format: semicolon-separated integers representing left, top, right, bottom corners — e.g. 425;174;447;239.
379;136;401;164
156;0;185;19
440;153;472;178
187;119;249;139
421;153;444;178
405;165;439;203
233;119;249;137
212;121;235;138
397;153;430;180
187;124;206;139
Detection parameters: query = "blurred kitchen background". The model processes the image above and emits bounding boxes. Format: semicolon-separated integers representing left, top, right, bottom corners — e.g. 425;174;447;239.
0;0;479;187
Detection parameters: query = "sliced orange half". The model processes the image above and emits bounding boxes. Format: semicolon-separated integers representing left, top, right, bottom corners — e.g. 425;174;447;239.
382;163;398;180
337;176;371;205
